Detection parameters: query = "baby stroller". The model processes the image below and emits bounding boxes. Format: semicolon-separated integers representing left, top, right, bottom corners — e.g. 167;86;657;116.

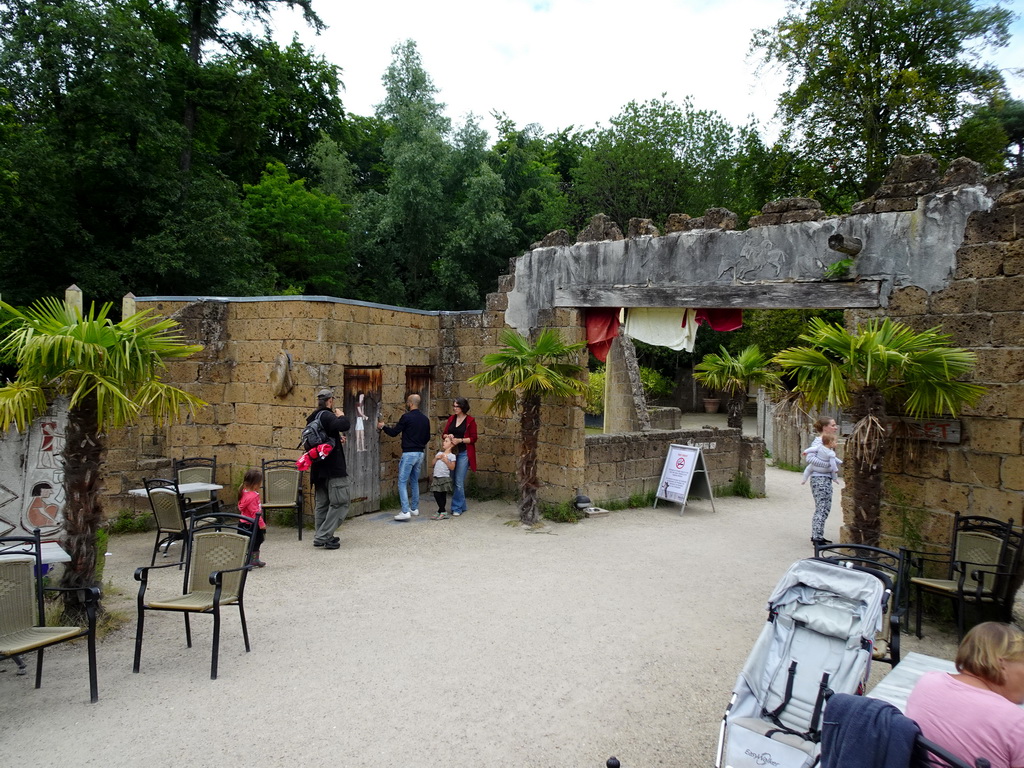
715;558;891;768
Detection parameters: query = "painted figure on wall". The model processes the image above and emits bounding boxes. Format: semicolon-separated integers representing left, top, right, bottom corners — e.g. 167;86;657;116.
25;481;61;531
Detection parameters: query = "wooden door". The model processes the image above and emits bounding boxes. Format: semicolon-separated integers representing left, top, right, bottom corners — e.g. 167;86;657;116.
343;367;382;515
405;366;434;480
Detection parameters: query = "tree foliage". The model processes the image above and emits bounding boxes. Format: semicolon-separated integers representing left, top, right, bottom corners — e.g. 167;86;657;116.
754;0;1013;199
773;317;985;544
0;297;205;614
469;329;587;525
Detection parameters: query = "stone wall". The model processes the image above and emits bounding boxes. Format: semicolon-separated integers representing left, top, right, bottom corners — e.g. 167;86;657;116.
584;428;765;505
843;172;1024;554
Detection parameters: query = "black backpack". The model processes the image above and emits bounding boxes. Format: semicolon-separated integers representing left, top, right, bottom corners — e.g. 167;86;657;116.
299;411;336;454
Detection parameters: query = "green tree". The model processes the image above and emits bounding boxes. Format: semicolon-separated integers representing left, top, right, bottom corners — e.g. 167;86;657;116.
242;161;351;295
773;318;985;545
0;297;206;616
571;96;737;227
694;345;782;430
753;0;1013;199
469;330;587;525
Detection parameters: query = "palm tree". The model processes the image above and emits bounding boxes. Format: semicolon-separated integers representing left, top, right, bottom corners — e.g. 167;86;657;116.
773;318;984;546
468;329;587;525
693;345;782;430
0;297;206;616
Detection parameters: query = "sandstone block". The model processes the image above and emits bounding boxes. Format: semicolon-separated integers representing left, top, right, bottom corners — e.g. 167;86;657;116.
886;286;928;315
1005;240;1024;276
762;197;822;214
924;478;970;514
882;154;939;184
873;198;919;213
664;213;692;233
927;280;977;314
850;199;875;215
964;417;1022;454
875;180;936;198
964;203;1024;244
747;213;782;227
538;229;572;248
977;276;1024;311
703;208;739;229
780;209;823;224
626;218;660;237
947;450;1000;486
928;312;991;347
970;486;1024;522
997;190;1024;207
497;274;515;292
1001;455;1024;492
939;157;985;189
955;242;1006;279
576;214;623;243
974;349;1024;384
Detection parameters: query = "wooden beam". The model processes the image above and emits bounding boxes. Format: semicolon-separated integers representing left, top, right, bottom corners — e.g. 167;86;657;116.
553;281;883;309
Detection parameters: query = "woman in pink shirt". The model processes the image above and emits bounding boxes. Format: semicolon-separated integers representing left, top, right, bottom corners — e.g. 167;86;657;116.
907;622;1024;768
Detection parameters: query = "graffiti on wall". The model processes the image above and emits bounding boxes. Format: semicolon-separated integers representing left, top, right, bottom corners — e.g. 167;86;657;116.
0;405;68;538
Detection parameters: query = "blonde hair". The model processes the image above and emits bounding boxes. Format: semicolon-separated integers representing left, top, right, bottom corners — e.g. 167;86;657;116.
956;622;1024;685
822;433;837;448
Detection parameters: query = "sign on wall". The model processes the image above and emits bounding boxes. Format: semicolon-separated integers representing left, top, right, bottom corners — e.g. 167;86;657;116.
839;415;961;444
655;443;716;514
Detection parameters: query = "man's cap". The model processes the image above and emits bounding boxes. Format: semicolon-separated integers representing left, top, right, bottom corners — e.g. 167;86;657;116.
317;388;334;400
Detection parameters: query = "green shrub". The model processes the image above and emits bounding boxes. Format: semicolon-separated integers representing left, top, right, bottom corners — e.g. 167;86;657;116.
108;508;153;534
585;368;605;415
94;529;109;582
586;365;674;417
716;473;760;499
542;501;582;523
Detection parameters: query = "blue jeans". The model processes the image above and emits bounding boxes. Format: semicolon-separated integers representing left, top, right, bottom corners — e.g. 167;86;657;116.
451;451;469;514
397;451;424;513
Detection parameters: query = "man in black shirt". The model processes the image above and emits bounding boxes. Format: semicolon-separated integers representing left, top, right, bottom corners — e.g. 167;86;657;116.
308;388;351;549
378;393;430;521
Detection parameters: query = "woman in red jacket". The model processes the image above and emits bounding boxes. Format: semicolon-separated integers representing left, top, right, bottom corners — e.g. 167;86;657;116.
443;397;477;516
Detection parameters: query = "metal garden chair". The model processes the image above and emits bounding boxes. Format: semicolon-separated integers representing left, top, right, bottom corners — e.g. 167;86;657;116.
261;458;304;540
0;529;99;702
133;508;256;680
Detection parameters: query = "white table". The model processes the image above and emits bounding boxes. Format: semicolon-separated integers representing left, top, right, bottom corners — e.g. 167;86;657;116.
868;651;957;711
127;482;223;498
0;540;70;564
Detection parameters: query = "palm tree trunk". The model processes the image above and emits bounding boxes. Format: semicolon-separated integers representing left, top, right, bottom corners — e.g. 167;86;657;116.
519;393;541;525
59;394;105;619
848;387;886;546
726;395;744;430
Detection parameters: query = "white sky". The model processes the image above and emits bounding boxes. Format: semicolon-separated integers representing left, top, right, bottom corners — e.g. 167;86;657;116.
268;0;1024;142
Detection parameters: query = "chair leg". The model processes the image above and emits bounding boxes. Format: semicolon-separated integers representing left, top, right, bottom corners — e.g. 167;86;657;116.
955;598;965;640
184;613;192;648
238;599;250;652
133;607;145;672
151;535;160;567
915;585;924;638
211;606;221;680
35;647;44;689
296;503;302;541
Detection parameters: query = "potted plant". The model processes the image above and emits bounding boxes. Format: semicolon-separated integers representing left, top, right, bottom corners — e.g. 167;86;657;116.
694;345;782;429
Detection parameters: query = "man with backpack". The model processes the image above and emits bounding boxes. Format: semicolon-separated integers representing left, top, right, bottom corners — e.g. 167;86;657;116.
307;388;351;550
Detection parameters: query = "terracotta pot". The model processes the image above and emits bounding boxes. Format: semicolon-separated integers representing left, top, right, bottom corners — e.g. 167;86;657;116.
703;398;720;414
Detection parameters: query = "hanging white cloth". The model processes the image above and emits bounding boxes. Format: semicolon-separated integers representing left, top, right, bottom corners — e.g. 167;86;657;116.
623;308;698;352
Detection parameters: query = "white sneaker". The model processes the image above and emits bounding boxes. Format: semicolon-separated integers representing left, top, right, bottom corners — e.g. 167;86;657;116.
394;511;412;521
411;509;419;516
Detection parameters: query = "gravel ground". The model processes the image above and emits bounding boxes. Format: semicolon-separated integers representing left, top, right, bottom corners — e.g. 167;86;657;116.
1;465;960;768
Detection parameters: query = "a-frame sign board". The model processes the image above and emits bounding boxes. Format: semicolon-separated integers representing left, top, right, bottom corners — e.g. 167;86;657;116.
654;444;716;514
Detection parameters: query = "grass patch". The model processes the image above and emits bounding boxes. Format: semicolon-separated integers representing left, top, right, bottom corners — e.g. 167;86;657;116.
715;473;761;499
107;508;152;534
774;460;803;473
542;501;582;523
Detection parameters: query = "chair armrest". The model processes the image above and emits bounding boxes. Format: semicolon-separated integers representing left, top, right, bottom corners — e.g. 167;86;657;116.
134;561;186;581
208;564;253;586
953;560;1013;597
43;585;101;603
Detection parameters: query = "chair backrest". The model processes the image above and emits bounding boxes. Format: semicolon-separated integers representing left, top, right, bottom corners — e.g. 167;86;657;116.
174;456;217;503
183;511;254;597
262;464;300;507
144;478;186;533
0;531;45;634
